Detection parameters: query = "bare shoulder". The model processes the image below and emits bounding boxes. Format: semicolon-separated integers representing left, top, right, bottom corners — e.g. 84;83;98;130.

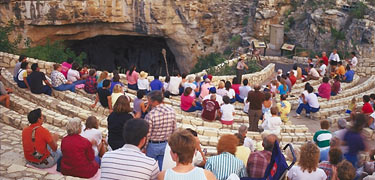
204;169;217;180
157;170;166;180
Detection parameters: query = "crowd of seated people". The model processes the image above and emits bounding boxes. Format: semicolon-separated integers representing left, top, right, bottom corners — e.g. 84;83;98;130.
2;52;374;180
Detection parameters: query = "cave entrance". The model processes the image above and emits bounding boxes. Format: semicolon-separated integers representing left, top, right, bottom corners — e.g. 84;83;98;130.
66;35;179;76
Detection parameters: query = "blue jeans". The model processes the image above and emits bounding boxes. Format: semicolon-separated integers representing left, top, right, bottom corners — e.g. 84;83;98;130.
236;94;244;103
28;145;62;169
73;80;86;85
185;102;203;112
40;85;52;96
54;84;76;92
296;103;320;115
146;142;167;171
331;91;337;96
128;83;138;90
230;98;236;104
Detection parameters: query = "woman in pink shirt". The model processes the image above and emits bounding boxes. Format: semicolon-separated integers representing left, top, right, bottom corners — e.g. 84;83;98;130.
126;65;139;90
181;87;202;112
61;58;73;78
318;77;331;100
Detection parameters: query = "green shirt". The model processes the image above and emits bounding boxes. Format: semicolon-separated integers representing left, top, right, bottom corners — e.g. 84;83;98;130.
313;130;332;148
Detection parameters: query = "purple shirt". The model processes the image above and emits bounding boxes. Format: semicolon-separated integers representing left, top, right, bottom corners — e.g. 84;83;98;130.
344;131;365;155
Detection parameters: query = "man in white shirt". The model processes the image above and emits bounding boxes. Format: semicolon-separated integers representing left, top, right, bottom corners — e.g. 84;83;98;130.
303;64;320;82
329;49;341;66
238;79;252;103
203;87;223;105
294;86;320;118
101;119;159;180
347;52;358;71
166;74;182;96
318;60;327;76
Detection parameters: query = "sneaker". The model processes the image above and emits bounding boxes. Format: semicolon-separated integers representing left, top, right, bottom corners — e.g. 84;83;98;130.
294;114;301;119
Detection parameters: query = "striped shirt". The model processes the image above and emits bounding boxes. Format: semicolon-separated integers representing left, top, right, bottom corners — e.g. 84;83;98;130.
313;130;332;149
205;152;247;180
100;144;159;180
145;104;176;142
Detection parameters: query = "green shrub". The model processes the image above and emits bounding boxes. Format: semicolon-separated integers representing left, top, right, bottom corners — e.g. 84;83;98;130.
206;59;262;76
331;27;346;41
0;20;21;53
22;40;87;65
190;53;226;73
350;2;367;19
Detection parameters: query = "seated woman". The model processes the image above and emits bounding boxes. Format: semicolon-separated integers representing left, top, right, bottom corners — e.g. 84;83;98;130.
261;107;282;134
181;87;202;112
0;71;12;108
51;64;76;92
224;81;236;103
158;129;215;180
205;134;247;180
97;71;109;89
60;58;73;78
287;142;327;180
318;77;331;100
15;61;30;89
60;118;99;178
107;95;133;150
110;73;124;93
137;71;150;94
126;65;139;90
84;69;97;94
80;116;107;164
111;84;124;108
216;81;227;97
220;96;235;125
67;62;85;85
262;92;272;116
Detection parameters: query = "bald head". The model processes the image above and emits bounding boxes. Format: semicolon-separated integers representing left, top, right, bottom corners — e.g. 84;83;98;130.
263;134;278;151
254;84;261;91
210;94;216;101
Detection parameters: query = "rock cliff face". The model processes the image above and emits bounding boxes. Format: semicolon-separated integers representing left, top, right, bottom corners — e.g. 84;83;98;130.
0;0;292;73
1;0;374;73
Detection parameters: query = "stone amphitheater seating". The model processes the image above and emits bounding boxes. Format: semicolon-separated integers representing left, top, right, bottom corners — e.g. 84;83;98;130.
1;52;374;179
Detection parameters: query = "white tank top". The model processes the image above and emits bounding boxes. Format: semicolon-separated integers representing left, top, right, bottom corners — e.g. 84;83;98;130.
164;167;207;180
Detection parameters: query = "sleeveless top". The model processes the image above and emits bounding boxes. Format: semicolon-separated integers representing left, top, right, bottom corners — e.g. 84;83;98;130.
164;167;207;180
133;98;142;113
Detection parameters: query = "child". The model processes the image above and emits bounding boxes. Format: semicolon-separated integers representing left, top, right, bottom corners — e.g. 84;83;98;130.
84;69;98;94
261;107;282;134
220;96;235;125
92;79;112;112
277;94;291;124
133;90;149;118
345;97;356;114
80;116;107;164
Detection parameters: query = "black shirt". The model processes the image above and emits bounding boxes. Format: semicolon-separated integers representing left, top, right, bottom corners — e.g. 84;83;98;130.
97;88;111;108
107;112;133;150
28;71;47;94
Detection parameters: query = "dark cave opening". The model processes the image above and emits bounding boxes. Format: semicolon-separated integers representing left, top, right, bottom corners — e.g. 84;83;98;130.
66;35;179;76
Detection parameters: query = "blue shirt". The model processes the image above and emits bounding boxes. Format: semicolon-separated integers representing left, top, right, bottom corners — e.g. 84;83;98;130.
278;85;289;95
109;81;124;93
150;79;163;91
320;147;329;162
205;152;247;180
344;70;354;82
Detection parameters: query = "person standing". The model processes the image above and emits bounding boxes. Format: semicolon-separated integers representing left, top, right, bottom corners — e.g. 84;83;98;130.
236;54;249;84
145;90;176;170
329;49;341;66
247;84;265;132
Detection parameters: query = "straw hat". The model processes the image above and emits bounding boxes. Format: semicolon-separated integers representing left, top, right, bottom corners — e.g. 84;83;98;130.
240;54;246;60
139;71;148;79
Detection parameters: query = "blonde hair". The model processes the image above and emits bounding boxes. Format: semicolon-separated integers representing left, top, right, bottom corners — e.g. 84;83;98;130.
218;81;225;89
66;118;82;135
113;84;123;93
351;97;356;104
97;71;109;83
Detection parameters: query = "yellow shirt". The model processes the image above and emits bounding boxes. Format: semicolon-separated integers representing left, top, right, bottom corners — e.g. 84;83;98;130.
235;146;251;165
336;65;346;75
277;100;291;123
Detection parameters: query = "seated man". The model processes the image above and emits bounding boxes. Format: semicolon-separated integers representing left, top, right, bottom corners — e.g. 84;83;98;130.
295;85;320;118
343;65;355;83
317;60;327;77
303;64;320;82
318;77;331;100
313;120;332;150
13;55;27;81
335;61;346;80
331;75;341;96
28;63;53;96
247;134;277;178
150;75;163;91
92;79;112;112
22;108;61;168
51;64;75;92
16;61;31;89
201;94;220;121
203;87;223;105
237;79;251;103
101;118;160;179
362;95;374;115
0;70;12;108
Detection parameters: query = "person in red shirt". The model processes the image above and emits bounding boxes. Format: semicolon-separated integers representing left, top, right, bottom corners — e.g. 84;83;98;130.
362;95;374;115
331;76;341;96
60;118;99;178
202;94;220;121
316;52;329;66
22;108;61;168
289;72;297;86
231;77;241;95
